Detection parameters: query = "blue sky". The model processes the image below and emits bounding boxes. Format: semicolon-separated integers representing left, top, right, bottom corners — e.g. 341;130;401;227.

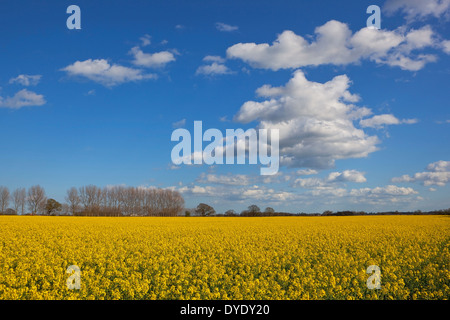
0;0;449;213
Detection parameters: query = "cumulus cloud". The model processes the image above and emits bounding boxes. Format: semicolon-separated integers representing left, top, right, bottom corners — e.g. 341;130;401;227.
359;114;418;128
196;173;253;186
327;170;367;183
292;177;326;189
181;179;418;208
384;0;450;21
179;184;296;202
226;21;439;71
346;185;421;205
196;62;233;76
427;160;450;172
234;70;382;169
292;170;366;189
177;170;420;209
9;74;42;86
61;59;156;86
196;56;233;76
0;89;46;109
216;22;238;32
392;160;450;186
296;169;318;176
203;55;226;63
350;185;418;197
130;46;176;68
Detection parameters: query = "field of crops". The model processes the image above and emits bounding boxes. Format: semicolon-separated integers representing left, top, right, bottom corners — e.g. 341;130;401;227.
0;215;448;300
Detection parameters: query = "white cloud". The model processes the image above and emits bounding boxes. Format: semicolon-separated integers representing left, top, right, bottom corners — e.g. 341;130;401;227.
226;21;439;71
292;177;325;188
196;62;233;76
203;55;226;63
350;185;418;197
359;114;418;128
130;46;176;68
62;59;156;86
427;160;450;172
179;184;297;202
327;170;367;183
384;0;450;20
9;74;42;86
177;172;421;209
441;40;450;54
172;119;186;128
296;169;318;176
234;70;381;169
392;160;450;186
346;185;420;205
178;185;211;195
0;89;46;109
292;170;366;189
196;173;253;186
216;22;238;32
140;34;151;47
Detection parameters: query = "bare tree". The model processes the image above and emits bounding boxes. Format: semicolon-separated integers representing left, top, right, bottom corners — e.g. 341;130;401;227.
0;186;10;214
65;187;80;215
12;187;26;215
27;185;46;215
79;185;102;215
71;185;184;216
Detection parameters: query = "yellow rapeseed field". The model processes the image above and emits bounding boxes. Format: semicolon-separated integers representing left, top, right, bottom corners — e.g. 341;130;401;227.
0;215;448;300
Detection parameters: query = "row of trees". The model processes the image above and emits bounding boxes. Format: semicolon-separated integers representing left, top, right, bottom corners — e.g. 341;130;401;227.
0;185;185;216
188;204;450;217
0;185;47;215
67;185;184;216
187;204;279;217
2;185;449;217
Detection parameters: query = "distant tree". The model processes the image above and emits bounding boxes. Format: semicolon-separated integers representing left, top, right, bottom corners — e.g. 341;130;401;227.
5;208;17;215
195;203;216;216
12;187;26;215
247;204;261;216
264;207;275;214
322;210;333;216
65;187;80;215
224;209;237;216
60;203;70;215
185;210;191;217
0;186;10;214
78;185;102;215
27;185;47;215
45;199;62;215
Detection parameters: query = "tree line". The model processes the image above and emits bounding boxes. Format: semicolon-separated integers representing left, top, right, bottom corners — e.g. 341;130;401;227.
0;185;184;216
186;203;450;217
1;185;449;217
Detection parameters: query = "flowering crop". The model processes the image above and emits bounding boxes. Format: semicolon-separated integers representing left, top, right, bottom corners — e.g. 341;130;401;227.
0;215;448;300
